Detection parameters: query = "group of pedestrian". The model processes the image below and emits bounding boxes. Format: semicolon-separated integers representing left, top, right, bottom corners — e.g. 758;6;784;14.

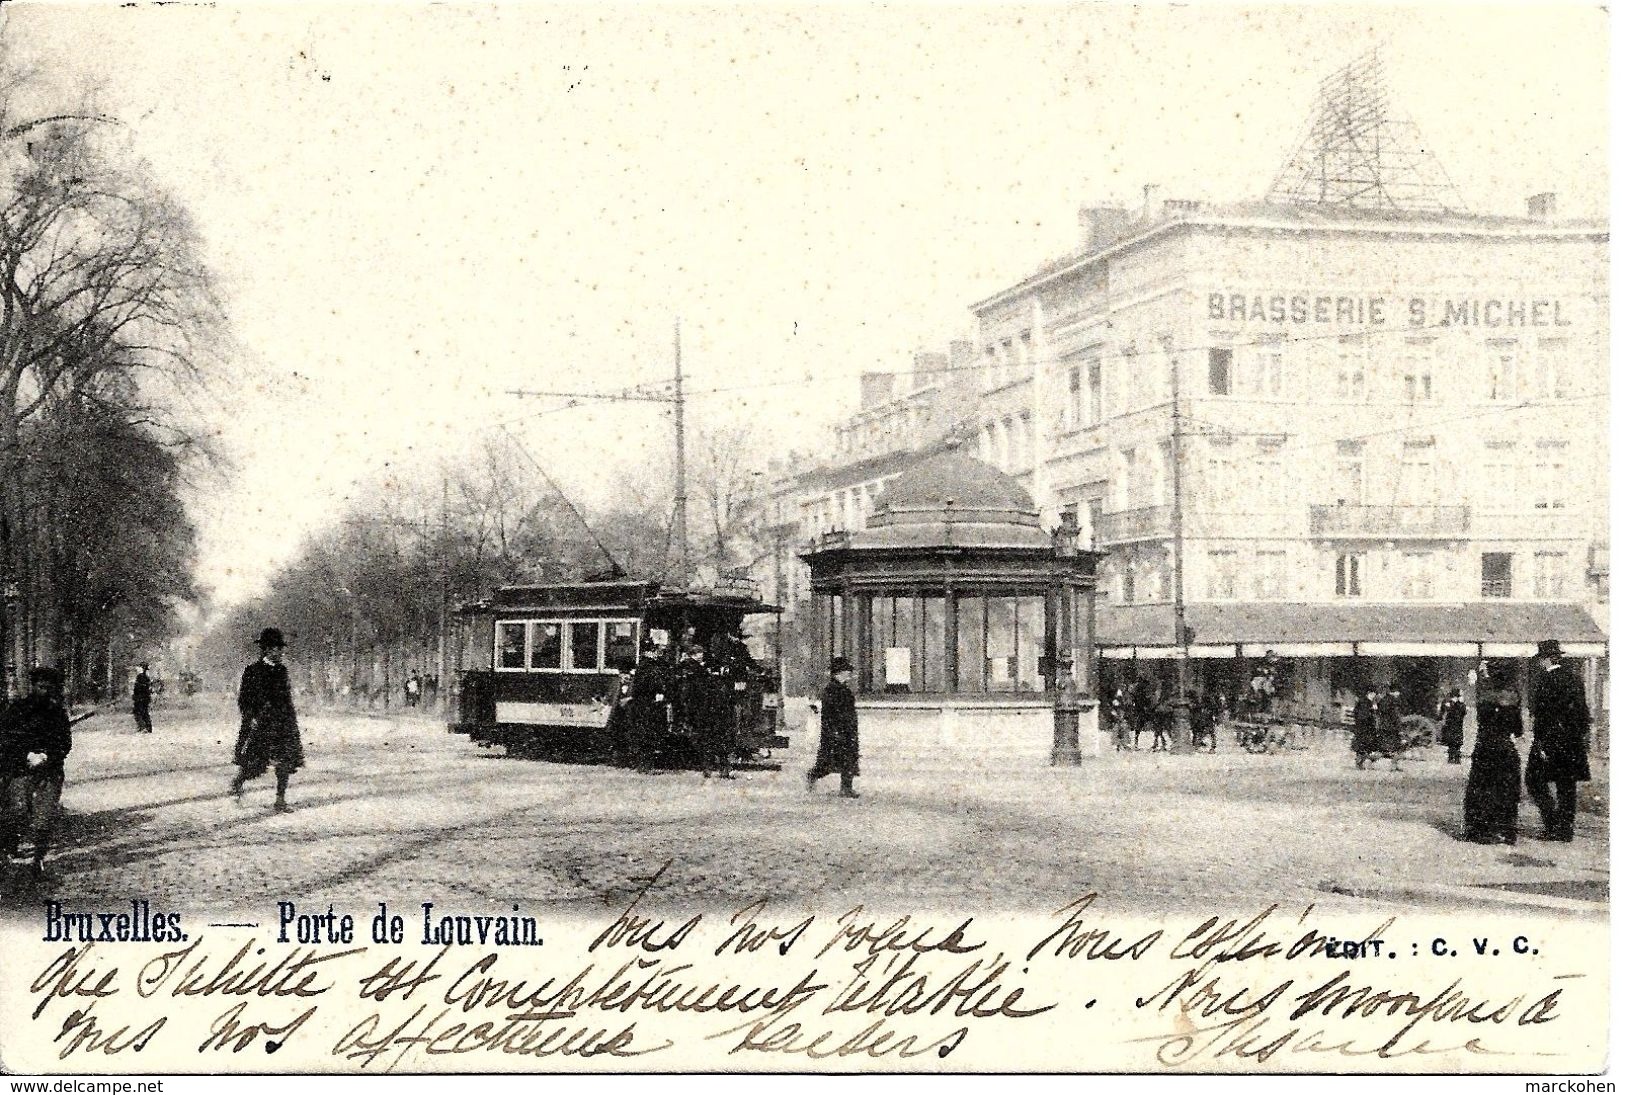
1350;683;1408;770
1461;640;1591;845
403;672;439;709
1104;677;1221;754
608;631;758;777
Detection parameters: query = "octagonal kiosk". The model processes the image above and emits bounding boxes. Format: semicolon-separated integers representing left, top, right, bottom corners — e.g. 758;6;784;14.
802;448;1101;772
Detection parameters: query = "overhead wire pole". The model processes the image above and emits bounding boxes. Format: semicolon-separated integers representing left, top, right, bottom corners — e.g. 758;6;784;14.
1162;335;1193;754
673;317;689;583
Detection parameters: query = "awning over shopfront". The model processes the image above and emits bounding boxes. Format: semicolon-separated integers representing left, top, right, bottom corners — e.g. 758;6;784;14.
1097;602;1608;659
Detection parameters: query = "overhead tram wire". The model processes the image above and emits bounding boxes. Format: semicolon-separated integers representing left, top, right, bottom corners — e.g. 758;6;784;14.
497;424;629;579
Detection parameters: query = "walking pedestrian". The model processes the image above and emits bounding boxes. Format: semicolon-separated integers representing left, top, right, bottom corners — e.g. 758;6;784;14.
1437;688;1467;764
1376;683;1405;771
1525;639;1591;842
807;656;859;798
1351;688;1380;768
0;667;72;879
1463;669;1522;845
230;628;304;812
132;662;154;734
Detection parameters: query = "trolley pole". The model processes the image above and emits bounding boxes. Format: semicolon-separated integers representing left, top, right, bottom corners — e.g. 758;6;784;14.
673;317;691;584
1163;335;1193;754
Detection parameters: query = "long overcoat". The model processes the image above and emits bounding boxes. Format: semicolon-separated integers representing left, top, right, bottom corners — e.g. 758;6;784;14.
1463;696;1522;842
813;677;859;777
1437;697;1467;750
236;659;304;777
1350;698;1380;755
1528;663;1592;783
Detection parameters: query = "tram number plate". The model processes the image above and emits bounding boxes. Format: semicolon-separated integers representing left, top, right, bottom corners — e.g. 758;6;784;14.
495;701;611;728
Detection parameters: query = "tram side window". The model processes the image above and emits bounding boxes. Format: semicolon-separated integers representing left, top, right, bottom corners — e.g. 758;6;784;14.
605;621;638;669
569;621;602;671
498;623;526;669
529;622;563;670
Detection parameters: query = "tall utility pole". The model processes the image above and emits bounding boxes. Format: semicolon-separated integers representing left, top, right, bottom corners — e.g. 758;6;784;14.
672;317;690;583
1163;335;1193;754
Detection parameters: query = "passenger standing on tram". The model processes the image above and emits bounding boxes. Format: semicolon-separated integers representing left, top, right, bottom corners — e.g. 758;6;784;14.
698;636;736;780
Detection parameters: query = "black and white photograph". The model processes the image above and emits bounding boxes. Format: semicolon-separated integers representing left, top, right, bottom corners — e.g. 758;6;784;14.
0;0;1611;1078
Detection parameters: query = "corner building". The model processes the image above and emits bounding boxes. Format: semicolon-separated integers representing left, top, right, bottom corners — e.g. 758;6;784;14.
969;197;1608;727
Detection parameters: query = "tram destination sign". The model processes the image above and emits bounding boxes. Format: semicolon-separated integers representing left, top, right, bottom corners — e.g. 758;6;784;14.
1208;292;1576;328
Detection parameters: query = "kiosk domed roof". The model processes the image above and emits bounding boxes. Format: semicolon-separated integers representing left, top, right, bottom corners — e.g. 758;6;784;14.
850;446;1049;550
877;447;1039;513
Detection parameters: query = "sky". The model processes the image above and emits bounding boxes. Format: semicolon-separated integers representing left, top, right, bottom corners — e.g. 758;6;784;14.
3;2;1609;610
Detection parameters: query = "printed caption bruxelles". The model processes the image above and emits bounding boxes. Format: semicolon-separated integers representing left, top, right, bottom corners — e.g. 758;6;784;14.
22;887;1581;1070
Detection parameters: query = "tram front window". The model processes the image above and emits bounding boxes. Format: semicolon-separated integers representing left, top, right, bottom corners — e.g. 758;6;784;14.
529;622;563;670
605;621;638;668
569;622;601;671
498;623;526;669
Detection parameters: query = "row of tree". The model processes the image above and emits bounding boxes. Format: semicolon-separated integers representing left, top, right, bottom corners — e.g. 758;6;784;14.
194;427;782;707
0;33;225;701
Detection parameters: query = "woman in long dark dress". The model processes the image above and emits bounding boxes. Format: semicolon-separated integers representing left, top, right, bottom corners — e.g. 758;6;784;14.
1463;674;1523;845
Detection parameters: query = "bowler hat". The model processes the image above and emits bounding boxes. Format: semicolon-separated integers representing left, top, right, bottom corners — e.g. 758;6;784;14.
829;656;854;674
257;627;287;649
1537;639;1563;659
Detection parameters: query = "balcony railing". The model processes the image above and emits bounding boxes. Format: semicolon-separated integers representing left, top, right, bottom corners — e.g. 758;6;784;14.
1309;504;1471;539
1481;578;1512;599
1096;504;1173;545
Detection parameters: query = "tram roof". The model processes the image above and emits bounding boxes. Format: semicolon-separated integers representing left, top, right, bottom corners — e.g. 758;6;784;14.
459;577;780;615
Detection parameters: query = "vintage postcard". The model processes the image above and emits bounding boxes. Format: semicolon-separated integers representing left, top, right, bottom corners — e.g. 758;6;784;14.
0;0;1611;1079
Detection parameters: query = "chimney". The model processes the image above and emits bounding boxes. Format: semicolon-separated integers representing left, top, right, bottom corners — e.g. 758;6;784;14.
1527;192;1557;221
859;371;895;407
1162;198;1202;218
912;350;948;390
1140;183;1161;221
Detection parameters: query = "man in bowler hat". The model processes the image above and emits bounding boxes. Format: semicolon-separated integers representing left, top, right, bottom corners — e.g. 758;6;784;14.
807;656;860;798
1526;639;1591;841
132;662;154;734
231;628;304;812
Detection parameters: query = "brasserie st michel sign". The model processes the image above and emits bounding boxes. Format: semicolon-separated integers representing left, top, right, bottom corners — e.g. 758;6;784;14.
1208;292;1575;329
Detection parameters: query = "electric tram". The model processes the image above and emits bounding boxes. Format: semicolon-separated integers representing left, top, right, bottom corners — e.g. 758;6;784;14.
448;575;787;764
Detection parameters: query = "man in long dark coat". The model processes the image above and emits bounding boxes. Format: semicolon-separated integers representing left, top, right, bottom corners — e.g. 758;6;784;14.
0;667;72;878
1375;683;1405;771
132;663;153;734
807;656;859;798
1526;639;1591;841
626;642;671;772
1437;688;1467;764
231;628;304;812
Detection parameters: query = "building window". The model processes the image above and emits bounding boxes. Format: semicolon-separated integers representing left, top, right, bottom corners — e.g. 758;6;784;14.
1019;330;1034;378
1206;549;1238;599
1335;552;1364;598
1066;366;1082;429
1487;339;1518;401
1244;338;1284;396
1204;440;1237;508
1538;338;1571;399
1000;338;1015;386
1482;553;1513;599
1403;340;1434;403
1399;456;1438;507
1337;338;1366;401
567;621;601;671
1085;498;1103;550
1253;550;1287;600
1121;563;1136;605
984;346;998;389
1400;552;1434;600
1087;357;1103;424
1333;456;1364;506
1208;347;1233;395
1532;552;1567;598
1532;446;1568;510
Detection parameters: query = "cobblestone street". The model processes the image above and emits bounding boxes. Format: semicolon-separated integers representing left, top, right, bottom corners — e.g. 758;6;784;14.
1;698;1607;920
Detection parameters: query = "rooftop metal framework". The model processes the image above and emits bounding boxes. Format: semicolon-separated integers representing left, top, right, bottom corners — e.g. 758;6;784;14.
1266;49;1470;214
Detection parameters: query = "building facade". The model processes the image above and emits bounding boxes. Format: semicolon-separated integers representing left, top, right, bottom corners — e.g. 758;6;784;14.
769;192;1608;741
